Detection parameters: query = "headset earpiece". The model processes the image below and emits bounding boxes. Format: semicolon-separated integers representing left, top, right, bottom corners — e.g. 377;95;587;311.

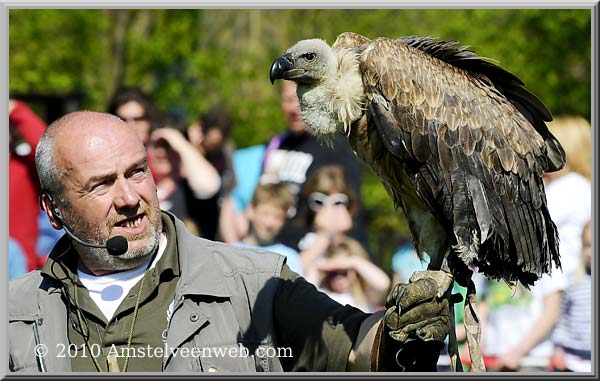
41;191;64;228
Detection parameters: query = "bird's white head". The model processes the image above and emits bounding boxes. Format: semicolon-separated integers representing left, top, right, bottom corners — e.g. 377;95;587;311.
270;39;338;86
271;38;361;140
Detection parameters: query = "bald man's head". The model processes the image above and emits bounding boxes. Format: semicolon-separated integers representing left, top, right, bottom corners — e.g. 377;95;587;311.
35;111;142;206
36;110;162;273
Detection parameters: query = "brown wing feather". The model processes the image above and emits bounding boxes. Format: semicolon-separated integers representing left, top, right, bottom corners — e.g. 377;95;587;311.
357;37;561;286
332;32;371;51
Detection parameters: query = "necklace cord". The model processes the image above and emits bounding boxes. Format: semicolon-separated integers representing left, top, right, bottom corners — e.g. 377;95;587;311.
73;271;147;372
122;274;146;372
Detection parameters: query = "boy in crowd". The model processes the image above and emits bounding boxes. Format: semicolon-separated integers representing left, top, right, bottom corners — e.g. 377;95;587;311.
237;183;303;275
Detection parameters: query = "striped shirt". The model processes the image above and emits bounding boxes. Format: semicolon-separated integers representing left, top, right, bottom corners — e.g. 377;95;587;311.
552;274;592;358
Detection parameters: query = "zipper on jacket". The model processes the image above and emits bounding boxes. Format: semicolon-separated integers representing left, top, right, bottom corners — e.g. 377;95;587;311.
32;318;47;372
162;295;185;370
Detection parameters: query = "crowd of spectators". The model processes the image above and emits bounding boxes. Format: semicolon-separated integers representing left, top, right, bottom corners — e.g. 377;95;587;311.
8;81;593;372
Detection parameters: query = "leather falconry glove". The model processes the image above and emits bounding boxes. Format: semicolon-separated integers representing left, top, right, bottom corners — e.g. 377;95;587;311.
371;270;462;372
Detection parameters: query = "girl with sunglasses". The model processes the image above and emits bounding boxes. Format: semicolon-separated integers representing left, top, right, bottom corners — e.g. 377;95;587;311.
292;166;356;272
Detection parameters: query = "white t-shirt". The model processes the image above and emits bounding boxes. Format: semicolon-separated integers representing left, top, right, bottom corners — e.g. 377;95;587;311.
545;172;592;284
77;234;167;321
482;264;566;359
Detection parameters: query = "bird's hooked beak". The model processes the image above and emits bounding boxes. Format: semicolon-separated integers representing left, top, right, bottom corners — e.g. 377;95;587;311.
270;53;294;84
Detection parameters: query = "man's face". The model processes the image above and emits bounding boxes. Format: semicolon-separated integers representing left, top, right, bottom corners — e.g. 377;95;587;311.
116;101;151;145
248;203;287;244
281;81;306;135
53;116;162;272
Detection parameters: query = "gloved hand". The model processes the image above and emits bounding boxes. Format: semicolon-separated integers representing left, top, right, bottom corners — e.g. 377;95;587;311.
371;270;460;372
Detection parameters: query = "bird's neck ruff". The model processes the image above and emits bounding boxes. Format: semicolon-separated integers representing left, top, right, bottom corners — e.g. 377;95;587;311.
296;47;365;140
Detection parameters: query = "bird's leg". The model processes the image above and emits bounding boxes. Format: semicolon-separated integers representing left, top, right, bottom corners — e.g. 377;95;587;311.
440;260;463;372
464;278;485;372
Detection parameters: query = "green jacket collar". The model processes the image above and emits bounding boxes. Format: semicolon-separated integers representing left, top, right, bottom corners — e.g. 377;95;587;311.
169;212;232;298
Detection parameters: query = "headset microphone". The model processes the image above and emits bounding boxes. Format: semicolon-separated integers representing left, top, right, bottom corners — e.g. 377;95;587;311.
42;192;129;256
62;224;128;256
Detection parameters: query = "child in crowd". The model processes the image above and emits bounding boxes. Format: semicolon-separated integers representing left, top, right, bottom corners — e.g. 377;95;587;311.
294;165;358;256
304;236;390;313
237;183;303;275
551;221;592;372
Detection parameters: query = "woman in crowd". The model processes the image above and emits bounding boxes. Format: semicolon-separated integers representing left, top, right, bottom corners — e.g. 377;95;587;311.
107;86;158;146
544;115;592;284
148;113;221;237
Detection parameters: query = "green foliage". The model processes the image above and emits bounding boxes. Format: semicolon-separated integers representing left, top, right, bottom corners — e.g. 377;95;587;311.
10;9;112;106
9;9;592;269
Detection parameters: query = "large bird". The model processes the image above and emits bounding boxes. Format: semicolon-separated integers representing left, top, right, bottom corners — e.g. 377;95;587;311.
270;32;566;371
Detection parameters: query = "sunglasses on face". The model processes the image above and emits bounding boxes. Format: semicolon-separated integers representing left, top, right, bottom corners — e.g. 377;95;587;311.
308;192;349;211
326;270;349;279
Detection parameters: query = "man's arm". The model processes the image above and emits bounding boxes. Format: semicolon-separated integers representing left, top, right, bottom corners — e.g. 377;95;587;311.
493;290;562;370
150;127;222;198
347;311;385;371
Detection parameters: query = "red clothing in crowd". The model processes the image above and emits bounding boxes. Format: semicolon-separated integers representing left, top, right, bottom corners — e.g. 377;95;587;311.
9;101;46;271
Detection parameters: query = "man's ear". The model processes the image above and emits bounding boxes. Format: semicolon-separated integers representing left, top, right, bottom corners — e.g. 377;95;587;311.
40;193;64;230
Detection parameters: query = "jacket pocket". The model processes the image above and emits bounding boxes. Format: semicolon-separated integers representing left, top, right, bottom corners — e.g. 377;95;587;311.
8;320;38;373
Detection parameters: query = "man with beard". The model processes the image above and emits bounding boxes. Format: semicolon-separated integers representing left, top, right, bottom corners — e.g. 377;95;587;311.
9;111;456;373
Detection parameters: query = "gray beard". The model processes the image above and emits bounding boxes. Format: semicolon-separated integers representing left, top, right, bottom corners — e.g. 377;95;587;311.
67;205;163;273
75;225;161;272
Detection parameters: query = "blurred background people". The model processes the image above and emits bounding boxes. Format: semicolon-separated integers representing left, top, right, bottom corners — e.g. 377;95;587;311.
36;210;64;262
107;86;158;146
551;220;592;372
236;183;303;275
190;106;237;192
9;238;28;279
391;242;430;285
260;81;369;251
304;235;390;313
219;143;267;243
148;113;221;237
541;115;592;373
188;106;237;241
544;115;592;284
9;99;46;271
295;165;358;266
477;264;565;371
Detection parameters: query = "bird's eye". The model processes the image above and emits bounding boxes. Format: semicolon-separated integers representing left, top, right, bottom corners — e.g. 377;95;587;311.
304;53;316;61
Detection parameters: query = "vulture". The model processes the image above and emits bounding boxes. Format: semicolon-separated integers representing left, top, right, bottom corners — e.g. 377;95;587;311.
270;32;566;371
